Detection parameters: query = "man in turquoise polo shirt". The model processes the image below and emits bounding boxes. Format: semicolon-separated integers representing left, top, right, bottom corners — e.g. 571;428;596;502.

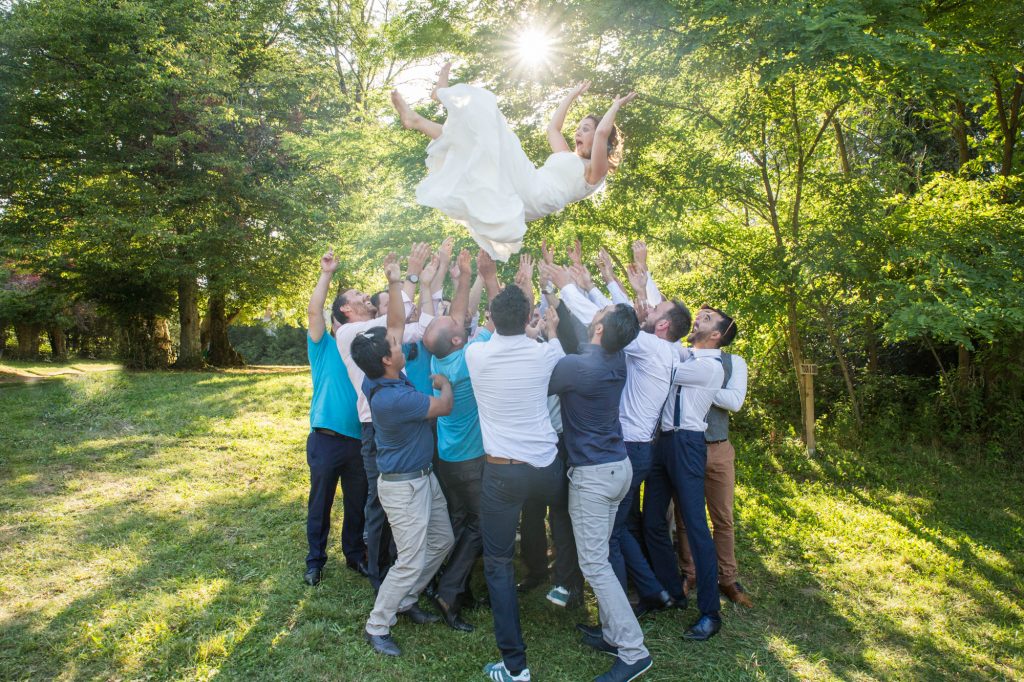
423;249;492;632
304;250;368;586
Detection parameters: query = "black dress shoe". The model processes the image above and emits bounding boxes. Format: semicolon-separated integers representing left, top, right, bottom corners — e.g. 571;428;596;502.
632;590;674;617
364;630;401;656
576;622;602;639
433;595;475;632
580;632;618;656
516;574;547;593
398;603;440;625
304;566;322;586
683;614;722;641
346;559;369;577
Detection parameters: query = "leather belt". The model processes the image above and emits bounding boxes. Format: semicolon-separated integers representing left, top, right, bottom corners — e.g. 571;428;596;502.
485;454;527;465
706;438;728;445
313;427;344;438
380;464;432;482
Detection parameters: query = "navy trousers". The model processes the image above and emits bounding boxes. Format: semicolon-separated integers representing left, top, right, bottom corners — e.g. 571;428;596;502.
481;456;563;674
435;455;485;608
643;429;720;617
361;422;396;591
609;440;666;600
305;430;367;570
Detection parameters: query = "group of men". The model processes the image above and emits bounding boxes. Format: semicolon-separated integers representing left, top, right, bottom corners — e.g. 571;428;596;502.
303;237;750;682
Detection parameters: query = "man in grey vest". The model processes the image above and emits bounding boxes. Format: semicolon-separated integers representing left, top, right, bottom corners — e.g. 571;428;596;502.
676;310;752;607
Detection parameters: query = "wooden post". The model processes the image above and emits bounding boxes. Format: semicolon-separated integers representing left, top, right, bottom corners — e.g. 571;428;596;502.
801;362;817;456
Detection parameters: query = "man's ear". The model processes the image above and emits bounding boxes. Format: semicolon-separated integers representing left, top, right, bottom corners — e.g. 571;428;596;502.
452;334;466;348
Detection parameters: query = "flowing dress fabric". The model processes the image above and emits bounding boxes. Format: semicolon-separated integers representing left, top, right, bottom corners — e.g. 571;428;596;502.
416;84;602;261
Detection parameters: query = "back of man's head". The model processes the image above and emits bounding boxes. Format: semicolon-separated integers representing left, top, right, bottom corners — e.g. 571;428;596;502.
663;300;692;343
600;304;641;353
331;292;349;326
424;317;458;359
351;327;389;379
490;286;531;335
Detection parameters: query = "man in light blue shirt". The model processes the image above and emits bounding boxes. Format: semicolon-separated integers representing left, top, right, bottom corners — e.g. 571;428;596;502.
423;249;490;632
304;250;367;587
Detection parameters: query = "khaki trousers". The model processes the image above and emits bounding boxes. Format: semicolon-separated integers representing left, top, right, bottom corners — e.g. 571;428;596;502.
675;440;738;585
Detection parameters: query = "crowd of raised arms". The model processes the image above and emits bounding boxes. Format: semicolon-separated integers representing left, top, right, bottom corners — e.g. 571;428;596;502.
303;238;748;682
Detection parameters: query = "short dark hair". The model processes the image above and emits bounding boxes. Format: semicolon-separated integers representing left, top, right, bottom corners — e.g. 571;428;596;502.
663;300;692;343
351;327;389;379
600;304;640;353
490;286;531;335
331;291;349;326
369;290;387;310
702;305;737;347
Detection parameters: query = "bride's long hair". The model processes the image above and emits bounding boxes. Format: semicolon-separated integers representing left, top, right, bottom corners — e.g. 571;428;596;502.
583;115;624;172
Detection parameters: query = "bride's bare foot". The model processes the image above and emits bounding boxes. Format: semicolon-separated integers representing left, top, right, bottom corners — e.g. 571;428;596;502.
431;62;451;102
391;89;419;130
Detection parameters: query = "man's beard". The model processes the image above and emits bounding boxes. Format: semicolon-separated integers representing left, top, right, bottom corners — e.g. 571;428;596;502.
641;317;657;334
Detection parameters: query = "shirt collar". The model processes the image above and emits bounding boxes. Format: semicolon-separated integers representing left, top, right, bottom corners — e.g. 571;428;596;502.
690;347;722;358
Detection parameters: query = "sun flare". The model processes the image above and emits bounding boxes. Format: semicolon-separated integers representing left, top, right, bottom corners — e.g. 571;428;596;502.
516;28;554;68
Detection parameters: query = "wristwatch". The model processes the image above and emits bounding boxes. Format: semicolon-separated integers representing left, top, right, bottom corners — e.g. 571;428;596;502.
406;273;420;284
543;282;557;295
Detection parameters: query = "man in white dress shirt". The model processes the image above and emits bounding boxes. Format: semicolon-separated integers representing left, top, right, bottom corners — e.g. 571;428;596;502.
466;283;564;682
642;305;735;641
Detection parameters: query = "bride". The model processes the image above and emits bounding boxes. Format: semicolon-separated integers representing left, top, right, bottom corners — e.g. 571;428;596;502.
392;63;637;261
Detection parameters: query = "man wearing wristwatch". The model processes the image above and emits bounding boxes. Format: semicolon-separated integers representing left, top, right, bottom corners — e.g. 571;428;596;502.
352;256;455;657
303;250;368;587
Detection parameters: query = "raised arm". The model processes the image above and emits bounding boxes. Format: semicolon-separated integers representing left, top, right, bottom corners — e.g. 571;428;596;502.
515;253;534;304
403;242;430;303
307;250;339;342
477;249;501;303
431;237;453;295
587;92;637;185
547;81;590;153
384;254;405;342
451;249;473;328
418;254;440;318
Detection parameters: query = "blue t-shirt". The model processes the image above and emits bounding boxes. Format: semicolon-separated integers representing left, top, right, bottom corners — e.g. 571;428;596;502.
362;374;433;474
308;332;361;439
403;340;434;395
430;329;491;462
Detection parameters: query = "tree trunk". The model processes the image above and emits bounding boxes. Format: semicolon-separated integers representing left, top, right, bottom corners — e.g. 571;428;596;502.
174;276;204;368
206;295;244;367
48;326;68;361
833;119;851;175
784;288;811;444
14;323;41;359
957;344;972;391
119;315;173;369
865;316;879;374
0;320;8;358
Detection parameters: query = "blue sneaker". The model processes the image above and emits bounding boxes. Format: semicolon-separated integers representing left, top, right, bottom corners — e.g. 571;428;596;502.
483;661;531;681
594;656;653;682
546;585;570;607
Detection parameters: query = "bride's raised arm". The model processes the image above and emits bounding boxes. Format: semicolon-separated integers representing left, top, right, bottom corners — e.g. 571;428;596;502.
587;91;637;185
547;81;591;153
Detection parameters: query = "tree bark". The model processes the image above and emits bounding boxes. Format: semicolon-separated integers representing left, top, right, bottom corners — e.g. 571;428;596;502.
14;323;41;359
118;315;172;369
174;276;204;368
0;320;8;358
865;316;879;374
205;295;244;367
833;119;851;175
957;344;972;391
784;287;810;443
48;326;68;361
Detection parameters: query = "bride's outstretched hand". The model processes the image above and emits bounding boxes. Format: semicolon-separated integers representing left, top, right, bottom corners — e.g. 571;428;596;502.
573;80;592;98
612;92;638;108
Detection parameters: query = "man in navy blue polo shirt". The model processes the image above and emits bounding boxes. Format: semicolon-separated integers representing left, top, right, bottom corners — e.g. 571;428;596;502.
548;302;652;682
351;255;455;657
303;250;367;587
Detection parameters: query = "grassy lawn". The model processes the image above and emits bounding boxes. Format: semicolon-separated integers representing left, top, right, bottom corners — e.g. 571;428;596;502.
1;368;1021;681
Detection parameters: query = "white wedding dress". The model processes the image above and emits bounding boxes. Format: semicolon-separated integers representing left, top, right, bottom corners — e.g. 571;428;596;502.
416;84;603;261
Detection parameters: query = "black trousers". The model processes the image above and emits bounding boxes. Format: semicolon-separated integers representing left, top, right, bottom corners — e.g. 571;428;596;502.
361;422;396;590
435;456;484;608
306;430;367;569
519;435;582;592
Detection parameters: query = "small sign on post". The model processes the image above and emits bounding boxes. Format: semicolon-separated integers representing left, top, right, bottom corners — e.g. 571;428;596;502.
801;362;818;456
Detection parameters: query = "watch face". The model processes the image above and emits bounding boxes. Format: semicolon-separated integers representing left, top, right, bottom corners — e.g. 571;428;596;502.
407;274;419;283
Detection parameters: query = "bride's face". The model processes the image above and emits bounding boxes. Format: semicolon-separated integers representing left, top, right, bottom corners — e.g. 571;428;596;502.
574;118;597;158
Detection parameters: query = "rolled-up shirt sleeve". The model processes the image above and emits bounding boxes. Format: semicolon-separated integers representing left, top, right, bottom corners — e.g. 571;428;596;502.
559;283;601;326
714;354;748;412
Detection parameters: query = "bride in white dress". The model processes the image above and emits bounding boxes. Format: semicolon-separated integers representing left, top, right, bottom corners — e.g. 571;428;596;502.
391;64;637;261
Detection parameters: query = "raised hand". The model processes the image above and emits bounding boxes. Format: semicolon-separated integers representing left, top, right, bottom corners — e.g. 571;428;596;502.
477;249;497;281
384;257;402;285
570;263;595;291
597;247;616;284
567;239;583;267
571;80;592;99
437;236;454;266
525;310;543;340
544;306;560;340
539;261;573;290
612;92;638;108
626;263;648;296
457;248;473;279
541;238;555;265
420;254;441;286
407;242;431;276
320;249;339;274
431;373;451;391
632;240;648;270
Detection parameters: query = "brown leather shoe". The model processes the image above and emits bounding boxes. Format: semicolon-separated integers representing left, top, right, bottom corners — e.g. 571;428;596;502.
720;581;754;608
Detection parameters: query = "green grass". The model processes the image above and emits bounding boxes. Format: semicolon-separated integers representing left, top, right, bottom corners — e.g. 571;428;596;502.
1;368;1021;681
